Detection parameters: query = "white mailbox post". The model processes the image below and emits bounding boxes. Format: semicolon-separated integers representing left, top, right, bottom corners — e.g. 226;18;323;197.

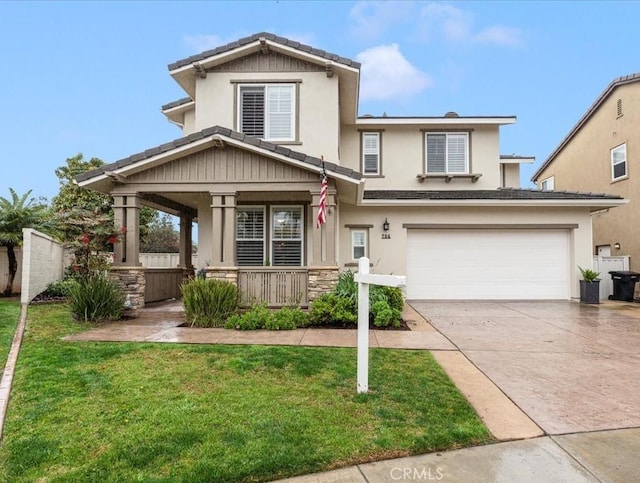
353;257;406;393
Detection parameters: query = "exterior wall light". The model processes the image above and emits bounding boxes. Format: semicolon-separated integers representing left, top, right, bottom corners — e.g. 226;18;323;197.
383;218;390;231
614;242;621;250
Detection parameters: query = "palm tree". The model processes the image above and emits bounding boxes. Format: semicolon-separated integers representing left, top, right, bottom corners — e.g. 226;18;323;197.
0;189;47;296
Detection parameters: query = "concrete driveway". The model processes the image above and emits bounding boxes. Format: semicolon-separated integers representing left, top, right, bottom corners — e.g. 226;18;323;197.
411;301;640;435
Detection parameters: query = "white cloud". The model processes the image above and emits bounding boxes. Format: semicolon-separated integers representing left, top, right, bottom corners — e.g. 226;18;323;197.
473;25;522;47
349;1;415;40
356;44;432;101
183;34;225;53
418;3;522;47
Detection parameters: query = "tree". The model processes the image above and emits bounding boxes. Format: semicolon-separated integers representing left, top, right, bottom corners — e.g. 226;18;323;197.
0;189;47;296
51;154;157;243
140;213;180;253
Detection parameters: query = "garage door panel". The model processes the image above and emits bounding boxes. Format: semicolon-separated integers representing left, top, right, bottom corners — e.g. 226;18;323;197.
406;230;570;300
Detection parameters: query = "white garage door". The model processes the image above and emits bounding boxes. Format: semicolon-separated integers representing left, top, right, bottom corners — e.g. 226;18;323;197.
406;229;570;300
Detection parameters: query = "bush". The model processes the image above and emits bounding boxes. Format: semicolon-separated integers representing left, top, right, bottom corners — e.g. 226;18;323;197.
371;300;401;328
224;304;308;331
182;278;240;328
334;270;357;305
308;293;357;326
42;278;79;298
69;273;125;323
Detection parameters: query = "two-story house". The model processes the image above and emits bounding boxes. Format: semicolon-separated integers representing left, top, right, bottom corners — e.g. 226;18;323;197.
77;33;624;309
533;73;639;273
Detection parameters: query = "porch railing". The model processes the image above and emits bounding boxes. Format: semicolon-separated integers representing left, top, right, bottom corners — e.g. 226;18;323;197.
145;268;184;303
237;268;309;307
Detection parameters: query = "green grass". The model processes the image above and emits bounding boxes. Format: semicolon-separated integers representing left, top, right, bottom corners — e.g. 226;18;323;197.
0;304;492;482
0;300;20;372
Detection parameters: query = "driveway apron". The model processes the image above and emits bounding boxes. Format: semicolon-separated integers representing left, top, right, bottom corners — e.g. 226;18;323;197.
412;301;640;435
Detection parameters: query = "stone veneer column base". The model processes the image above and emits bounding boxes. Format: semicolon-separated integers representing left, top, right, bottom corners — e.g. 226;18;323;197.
109;266;146;317
204;267;239;285
307;266;340;303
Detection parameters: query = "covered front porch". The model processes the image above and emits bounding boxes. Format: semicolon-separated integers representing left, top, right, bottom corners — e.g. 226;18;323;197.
76;128;362;310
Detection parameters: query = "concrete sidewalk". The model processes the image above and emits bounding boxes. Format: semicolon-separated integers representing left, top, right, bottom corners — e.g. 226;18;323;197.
276;428;640;482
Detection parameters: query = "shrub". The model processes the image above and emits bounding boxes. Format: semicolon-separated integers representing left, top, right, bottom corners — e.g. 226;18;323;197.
42;278;79;298
68;273;125;323
334;270;357;305
268;306;308;330
181;278;240;328
371;300;401;328
308;293;357;326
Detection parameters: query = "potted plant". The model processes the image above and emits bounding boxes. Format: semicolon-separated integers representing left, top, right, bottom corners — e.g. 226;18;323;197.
578;266;600;304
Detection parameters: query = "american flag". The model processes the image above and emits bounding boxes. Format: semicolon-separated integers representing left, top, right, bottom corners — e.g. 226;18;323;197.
316;165;328;228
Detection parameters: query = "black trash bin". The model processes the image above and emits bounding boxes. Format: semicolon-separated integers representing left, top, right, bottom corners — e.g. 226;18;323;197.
609;271;640;302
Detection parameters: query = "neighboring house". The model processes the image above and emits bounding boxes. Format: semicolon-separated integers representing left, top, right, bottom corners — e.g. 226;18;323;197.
532;73;639;271
77;33;624;308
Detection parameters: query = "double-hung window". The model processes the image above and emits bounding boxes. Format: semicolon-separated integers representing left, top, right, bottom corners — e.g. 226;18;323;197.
271;206;303;266
236;207;266;266
425;132;469;174
611;144;627;181
238;84;295;141
362;132;381;175
351;230;367;260
541;176;555;191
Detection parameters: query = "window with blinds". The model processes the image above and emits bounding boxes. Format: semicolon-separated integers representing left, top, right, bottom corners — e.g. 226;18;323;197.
425;133;469;174
271;206;303;266
611;144;627;181
351;230;367;260
362;132;380;175
238;84;294;141
236;207;265;266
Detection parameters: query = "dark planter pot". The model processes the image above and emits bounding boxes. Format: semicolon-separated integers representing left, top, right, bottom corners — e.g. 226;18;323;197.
579;280;600;304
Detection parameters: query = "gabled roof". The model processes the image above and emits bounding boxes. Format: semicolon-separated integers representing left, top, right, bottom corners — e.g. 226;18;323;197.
75;126;362;185
161;97;193;111
532;72;640;181
168;32;360;71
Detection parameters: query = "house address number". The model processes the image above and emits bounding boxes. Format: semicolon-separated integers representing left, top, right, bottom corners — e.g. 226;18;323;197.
381;233;391;239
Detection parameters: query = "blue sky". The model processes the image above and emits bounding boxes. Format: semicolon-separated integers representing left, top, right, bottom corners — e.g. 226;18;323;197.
1;0;639;202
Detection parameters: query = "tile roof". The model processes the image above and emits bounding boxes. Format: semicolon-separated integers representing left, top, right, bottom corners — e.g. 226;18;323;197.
532;72;640;181
500;154;534;160
75;126;363;183
168;32;360;71
161;97;193;111
363;188;622;201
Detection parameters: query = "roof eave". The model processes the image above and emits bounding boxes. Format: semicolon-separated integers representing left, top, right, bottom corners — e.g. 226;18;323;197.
357;198;627;209
355;117;516;126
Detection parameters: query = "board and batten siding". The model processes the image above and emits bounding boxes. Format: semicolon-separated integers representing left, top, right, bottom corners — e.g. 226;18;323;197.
126;146;318;184
210;51;325;73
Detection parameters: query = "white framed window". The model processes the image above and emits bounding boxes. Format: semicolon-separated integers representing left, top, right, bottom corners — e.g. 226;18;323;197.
236;207;266;266
238;84;295;141
541;176;555;191
351;230;367;260
271;206;303;266
362;132;381;175
425;132;469;174
611;143;627;181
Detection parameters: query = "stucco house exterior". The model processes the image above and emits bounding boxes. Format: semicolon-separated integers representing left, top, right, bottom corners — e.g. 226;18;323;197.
77;33;624;308
532;73;639;272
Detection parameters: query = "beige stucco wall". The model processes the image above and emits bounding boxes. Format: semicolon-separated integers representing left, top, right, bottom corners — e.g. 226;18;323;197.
340;124;502;190
338;205;593;299
183;108;196;136
501;163;521;187
536;83;640;270
193;71;340;161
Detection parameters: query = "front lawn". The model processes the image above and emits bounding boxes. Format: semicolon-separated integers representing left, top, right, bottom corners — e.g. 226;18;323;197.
0;304;492;482
0;300;20;372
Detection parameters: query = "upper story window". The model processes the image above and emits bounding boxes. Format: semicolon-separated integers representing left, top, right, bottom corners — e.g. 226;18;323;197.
541;176;555;191
611;143;627;181
362;132;381;175
425;132;469;174
238;84;295;141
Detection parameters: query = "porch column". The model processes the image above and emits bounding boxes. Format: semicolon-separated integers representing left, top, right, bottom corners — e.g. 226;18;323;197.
311;190;337;266
179;214;193;269
210;194;223;265
124;194;141;266
112;195;126;265
222;193;236;266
